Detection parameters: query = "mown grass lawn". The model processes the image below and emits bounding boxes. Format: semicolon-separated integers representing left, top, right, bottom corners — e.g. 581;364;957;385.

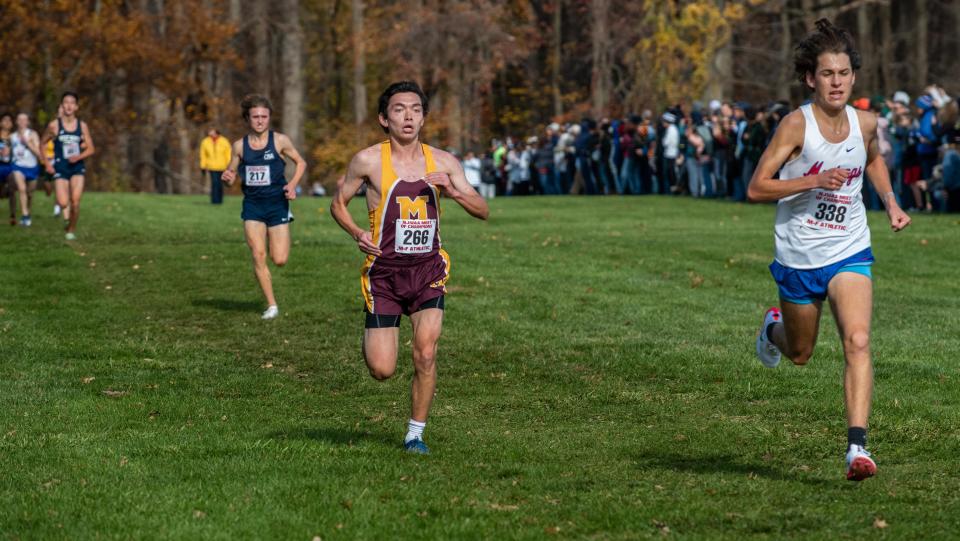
1;192;958;540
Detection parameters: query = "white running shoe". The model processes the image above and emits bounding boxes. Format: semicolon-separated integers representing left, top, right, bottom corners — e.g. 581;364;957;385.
261;305;279;320
755;307;782;368
846;445;877;481
53;204;61;217
64;232;77;241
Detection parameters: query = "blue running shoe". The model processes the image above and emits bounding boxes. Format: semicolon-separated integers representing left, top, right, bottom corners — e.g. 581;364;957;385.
404;438;430;454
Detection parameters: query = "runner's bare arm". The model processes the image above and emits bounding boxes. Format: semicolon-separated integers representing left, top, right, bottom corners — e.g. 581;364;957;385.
331;148;382;256
860;111;910;231
220;140;243;186
747;111;848;202
40;121;57;174
276;133;307;200
73;121;95;162
39;121;55;149
423;150;489;220
25;130;43;161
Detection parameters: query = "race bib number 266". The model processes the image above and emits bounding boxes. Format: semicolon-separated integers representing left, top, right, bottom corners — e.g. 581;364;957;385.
395;219;436;254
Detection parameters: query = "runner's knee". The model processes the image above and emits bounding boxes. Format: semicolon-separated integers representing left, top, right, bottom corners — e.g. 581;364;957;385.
271;254;287;267
368;365;395;381
412;346;436;374
786;345;814;365
250;248;268;265
843;329;870;356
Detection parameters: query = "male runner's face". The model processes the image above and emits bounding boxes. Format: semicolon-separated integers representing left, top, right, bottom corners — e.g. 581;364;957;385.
808;52;855;110
382;92;424;140
248;107;270;134
61;97;78;117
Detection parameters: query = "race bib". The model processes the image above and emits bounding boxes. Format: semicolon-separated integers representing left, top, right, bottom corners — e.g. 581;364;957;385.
803;190;852;232
245;165;270;186
395;219;436;254
63;142;80;159
13;146;25;160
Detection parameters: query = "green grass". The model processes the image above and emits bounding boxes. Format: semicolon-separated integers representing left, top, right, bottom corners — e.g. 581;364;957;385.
1;193;959;540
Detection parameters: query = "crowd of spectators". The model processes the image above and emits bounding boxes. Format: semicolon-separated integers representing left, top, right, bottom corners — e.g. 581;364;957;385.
463;85;960;213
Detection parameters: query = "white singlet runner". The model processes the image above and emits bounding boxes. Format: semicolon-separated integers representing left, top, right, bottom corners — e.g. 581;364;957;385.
774;104;870;269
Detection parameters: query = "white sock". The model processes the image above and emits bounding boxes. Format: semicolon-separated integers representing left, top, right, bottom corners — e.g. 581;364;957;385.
404;419;426;444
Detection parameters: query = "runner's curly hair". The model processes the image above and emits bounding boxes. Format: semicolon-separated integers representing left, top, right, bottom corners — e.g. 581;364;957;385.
794;18;861;88
240;94;273;122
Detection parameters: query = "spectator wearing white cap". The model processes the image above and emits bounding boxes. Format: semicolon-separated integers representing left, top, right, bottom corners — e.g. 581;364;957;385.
660;112;680;193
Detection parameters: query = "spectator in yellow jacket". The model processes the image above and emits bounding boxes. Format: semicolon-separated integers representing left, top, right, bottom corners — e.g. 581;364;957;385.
200;128;231;204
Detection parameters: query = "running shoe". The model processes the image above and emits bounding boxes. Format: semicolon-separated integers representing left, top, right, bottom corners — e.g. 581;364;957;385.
846;445;877;481
53;204;61;217
755;307;782;368
65;232;77;241
404;438;430;454
261;305;279;320
20;215;31;227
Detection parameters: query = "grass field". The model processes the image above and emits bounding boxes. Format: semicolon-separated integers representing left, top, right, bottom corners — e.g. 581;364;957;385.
1;192;959;540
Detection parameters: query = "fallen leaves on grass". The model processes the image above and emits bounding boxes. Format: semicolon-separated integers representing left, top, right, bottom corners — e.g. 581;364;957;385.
689;272;704;288
81;376;96;384
102;389;127;398
193;510;206;519
119;456;128;467
874;517;888;529
490;503;519;511
653;520;671;536
544;526;561;534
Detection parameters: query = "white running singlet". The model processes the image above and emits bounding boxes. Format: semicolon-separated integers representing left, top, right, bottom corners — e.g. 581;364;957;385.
774;104;870;269
11;130;39;168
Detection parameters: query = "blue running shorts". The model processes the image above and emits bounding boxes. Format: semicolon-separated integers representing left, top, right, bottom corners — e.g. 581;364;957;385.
769;247;874;304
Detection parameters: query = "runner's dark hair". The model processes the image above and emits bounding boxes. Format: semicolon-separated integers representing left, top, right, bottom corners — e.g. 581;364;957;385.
794;18;861;88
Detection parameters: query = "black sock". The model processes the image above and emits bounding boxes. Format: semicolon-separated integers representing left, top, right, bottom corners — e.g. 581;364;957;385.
765;322;777;342
847;427;867;449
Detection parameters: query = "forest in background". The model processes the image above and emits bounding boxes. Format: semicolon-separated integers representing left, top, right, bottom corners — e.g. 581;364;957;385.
0;0;957;192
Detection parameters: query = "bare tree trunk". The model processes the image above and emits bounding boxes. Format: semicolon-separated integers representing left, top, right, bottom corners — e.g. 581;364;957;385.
589;0;611;118
915;0;928;92
856;2;875;94
110;70;130;188
776;4;792;101
352;0;367;142
446;62;464;152
552;0;563;118
252;0;271;96
282;0;305;151
130;85;153;191
172;98;193;194
879;1;893;96
151;89;172;193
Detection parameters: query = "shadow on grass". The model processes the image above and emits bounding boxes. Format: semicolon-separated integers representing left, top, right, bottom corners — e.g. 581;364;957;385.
192;298;262;312
267;427;397;448
634;451;833;486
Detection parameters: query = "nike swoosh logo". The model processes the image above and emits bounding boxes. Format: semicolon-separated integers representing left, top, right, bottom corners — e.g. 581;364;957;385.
845;147;855;152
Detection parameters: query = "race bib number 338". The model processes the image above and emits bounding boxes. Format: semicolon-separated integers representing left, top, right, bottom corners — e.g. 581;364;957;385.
395;219;436;254
245;165;270;186
804;190;851;231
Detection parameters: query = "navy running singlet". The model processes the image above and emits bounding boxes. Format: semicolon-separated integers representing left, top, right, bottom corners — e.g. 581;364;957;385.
239;131;286;199
54;118;84;168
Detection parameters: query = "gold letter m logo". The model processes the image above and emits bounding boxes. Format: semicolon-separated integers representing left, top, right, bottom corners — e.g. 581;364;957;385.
397;196;429;219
